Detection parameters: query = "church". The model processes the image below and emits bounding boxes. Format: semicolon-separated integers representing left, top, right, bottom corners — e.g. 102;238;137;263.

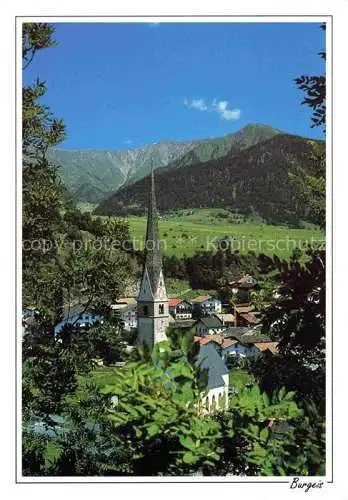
136;172;229;411
137;171;169;349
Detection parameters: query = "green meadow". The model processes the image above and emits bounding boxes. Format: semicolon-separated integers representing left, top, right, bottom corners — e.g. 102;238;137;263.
121;209;323;260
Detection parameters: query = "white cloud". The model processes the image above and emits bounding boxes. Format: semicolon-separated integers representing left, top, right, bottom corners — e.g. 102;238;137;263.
216;100;228;112
220;108;241;121
184;98;208;112
184;97;240;121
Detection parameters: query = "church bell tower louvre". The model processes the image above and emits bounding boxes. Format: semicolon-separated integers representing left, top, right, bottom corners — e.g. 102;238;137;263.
137;171;169;349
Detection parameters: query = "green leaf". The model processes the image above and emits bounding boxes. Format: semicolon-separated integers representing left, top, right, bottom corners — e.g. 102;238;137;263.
283;390;296;401
100;384;117;394
262;391;270;407
260;427;269;442
179;435;196;451
278;386;286;401
134;426;142;439
147;423;160;437
182;451;197;464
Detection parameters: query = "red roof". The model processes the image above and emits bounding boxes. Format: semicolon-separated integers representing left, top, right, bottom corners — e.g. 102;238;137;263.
194;335;223;346
222;338;238;349
255;342;279;354
239;312;261;325
194;336;238;349
200;337;214;345
169;298;182;307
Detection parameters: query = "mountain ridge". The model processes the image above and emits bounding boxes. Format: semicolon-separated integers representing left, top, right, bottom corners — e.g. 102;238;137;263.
48;123;284;203
95;132;325;226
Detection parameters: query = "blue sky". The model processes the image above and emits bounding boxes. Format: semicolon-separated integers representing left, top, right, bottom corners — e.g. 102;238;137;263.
23;22;326;149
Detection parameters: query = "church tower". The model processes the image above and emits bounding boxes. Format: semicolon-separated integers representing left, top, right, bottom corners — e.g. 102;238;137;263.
137;171;169;350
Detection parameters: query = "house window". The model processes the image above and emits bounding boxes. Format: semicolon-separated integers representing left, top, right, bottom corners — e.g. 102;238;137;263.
143;305;148;316
159;304;164;314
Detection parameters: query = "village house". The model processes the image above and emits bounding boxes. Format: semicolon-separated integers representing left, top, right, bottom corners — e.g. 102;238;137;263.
238;311;262;327
195;329;278;362
229;274;258;290
232;303;262;327
226;340;260;359
195;314;226;337
191;295;222;317
223;329;278;360
215;313;236;327
111;298;138;331
195;335;239;362
119;304;137;331
229;274;258;302
168;298;193;319
54;305;102;334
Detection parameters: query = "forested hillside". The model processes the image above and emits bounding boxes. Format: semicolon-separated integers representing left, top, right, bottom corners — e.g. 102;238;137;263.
96;134;324;225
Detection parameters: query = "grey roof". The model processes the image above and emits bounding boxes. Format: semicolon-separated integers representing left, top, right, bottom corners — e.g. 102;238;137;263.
239;335;271;344
143;171;163;294
223;326;261;337
223;326;270;345
196;343;229;390
174;319;197;329
199;315;223;329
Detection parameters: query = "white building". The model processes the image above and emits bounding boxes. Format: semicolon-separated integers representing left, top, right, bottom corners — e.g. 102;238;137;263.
168;298;193;319
196;343;229;413
191;296;222;316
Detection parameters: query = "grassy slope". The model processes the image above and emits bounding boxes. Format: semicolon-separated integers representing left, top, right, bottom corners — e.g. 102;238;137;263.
122;208;322;260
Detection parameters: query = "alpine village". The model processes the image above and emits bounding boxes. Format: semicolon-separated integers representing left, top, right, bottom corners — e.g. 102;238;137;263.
22;23;326;477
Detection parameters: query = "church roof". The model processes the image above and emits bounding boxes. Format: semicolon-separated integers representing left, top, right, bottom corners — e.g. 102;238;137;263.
143;171;163;294
196;343;229;390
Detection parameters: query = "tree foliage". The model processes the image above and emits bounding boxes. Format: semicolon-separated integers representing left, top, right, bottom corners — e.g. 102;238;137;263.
291;24;326;230
294;23;326;131
24;330;312;477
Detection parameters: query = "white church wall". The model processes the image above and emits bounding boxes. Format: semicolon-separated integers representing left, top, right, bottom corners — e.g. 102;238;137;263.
201;383;229;414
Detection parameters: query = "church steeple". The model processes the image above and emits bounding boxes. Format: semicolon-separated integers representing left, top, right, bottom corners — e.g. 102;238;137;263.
137;171;169;349
144;171;163;295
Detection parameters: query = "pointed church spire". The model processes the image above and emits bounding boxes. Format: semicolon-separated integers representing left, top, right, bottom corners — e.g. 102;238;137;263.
137;169;169;349
144;170;162;294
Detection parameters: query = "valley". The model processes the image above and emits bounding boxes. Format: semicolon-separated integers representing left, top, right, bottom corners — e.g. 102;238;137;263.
109;208;322;260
